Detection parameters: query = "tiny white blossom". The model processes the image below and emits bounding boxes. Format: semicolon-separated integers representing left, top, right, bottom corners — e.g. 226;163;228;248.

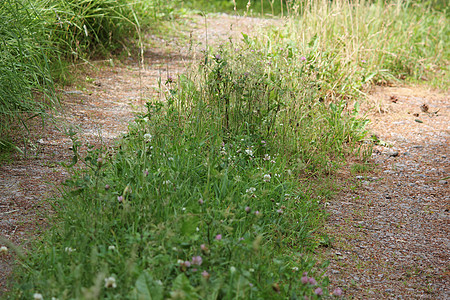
65;247;75;254
143;133;152;142
246;187;256;194
108;245;116;251
263;174;271;182
245;149;253;156
33;293;43;300
263;154;271;161
163;180;172;185
0;246;7;254
230;266;236;274
104;276;117;288
292;267;299;271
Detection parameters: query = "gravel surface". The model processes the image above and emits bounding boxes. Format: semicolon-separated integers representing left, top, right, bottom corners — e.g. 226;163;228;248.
320;85;449;299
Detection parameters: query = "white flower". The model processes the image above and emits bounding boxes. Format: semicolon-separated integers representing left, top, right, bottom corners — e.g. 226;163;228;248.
263;174;271;182
108;245;116;251
143;133;152;142
263;154;271;161
104;276;117;288
163;180;172;185
292;267;299;271
230;266;236;274
245;149;253;156
33;293;43;300
65;247;75;253
246;187;256;194
0;246;7;254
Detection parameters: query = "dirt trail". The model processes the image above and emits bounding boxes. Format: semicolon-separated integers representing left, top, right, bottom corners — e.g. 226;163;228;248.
0;14;281;295
1;13;449;299
321;86;449;299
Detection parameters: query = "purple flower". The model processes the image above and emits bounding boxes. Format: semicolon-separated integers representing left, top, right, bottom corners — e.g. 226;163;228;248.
143;169;149;176
300;56;307;61
201;270;210;279
301;276;309;284
166;75;173;83
198;198;204;205
333;288;343;296
277;209;283;214
184;261;191;267
200;244;207;251
215;234;222;240
105;184;110;190
255;210;260;216
362;59;367;63
314;287;323;296
191;256;202;266
215;54;221;60
117;196;123;203
245;206;251;213
308;277;317;285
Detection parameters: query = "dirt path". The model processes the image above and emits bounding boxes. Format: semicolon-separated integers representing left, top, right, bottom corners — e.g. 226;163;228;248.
1;13;449;299
320;86;449;299
0;14;282;295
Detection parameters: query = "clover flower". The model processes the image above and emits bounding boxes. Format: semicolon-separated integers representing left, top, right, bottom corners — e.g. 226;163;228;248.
33;293;43;300
201;270;210;280
65;247;75;254
117;196;123;203
308;277;317;285
246;187;256;194
104;276;117;288
143;133;153;142
263;174;271;182
0;246;7;254
191;256;202;266
301;275;309;284
333;288;343;296
300;56;307;61
314;287;323;296
215;234;222;241
245;149;253;156
245;206;251;213
108;245;116;251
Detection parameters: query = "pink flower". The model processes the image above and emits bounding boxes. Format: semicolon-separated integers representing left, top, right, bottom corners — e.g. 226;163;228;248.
245;206;251;213
333;288;343;296
117;196;123;203
255;211;260;216
200;244;207;251
198;198;204;205
308;277;317;285
301;276;309;284
314;287;323;296
201;270;210;280
215;234;222;240
184;261;191;267
300;56;307;61
191;256;202;266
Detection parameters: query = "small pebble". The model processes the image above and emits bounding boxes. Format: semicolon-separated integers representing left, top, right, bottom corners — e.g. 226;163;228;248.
388;151;399;157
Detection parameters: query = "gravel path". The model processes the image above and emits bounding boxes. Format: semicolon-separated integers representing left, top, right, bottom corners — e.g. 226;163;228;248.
320;86;449;299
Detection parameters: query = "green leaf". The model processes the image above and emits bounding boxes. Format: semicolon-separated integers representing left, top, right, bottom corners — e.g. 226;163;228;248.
135;271;163;300
170;273;199;299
